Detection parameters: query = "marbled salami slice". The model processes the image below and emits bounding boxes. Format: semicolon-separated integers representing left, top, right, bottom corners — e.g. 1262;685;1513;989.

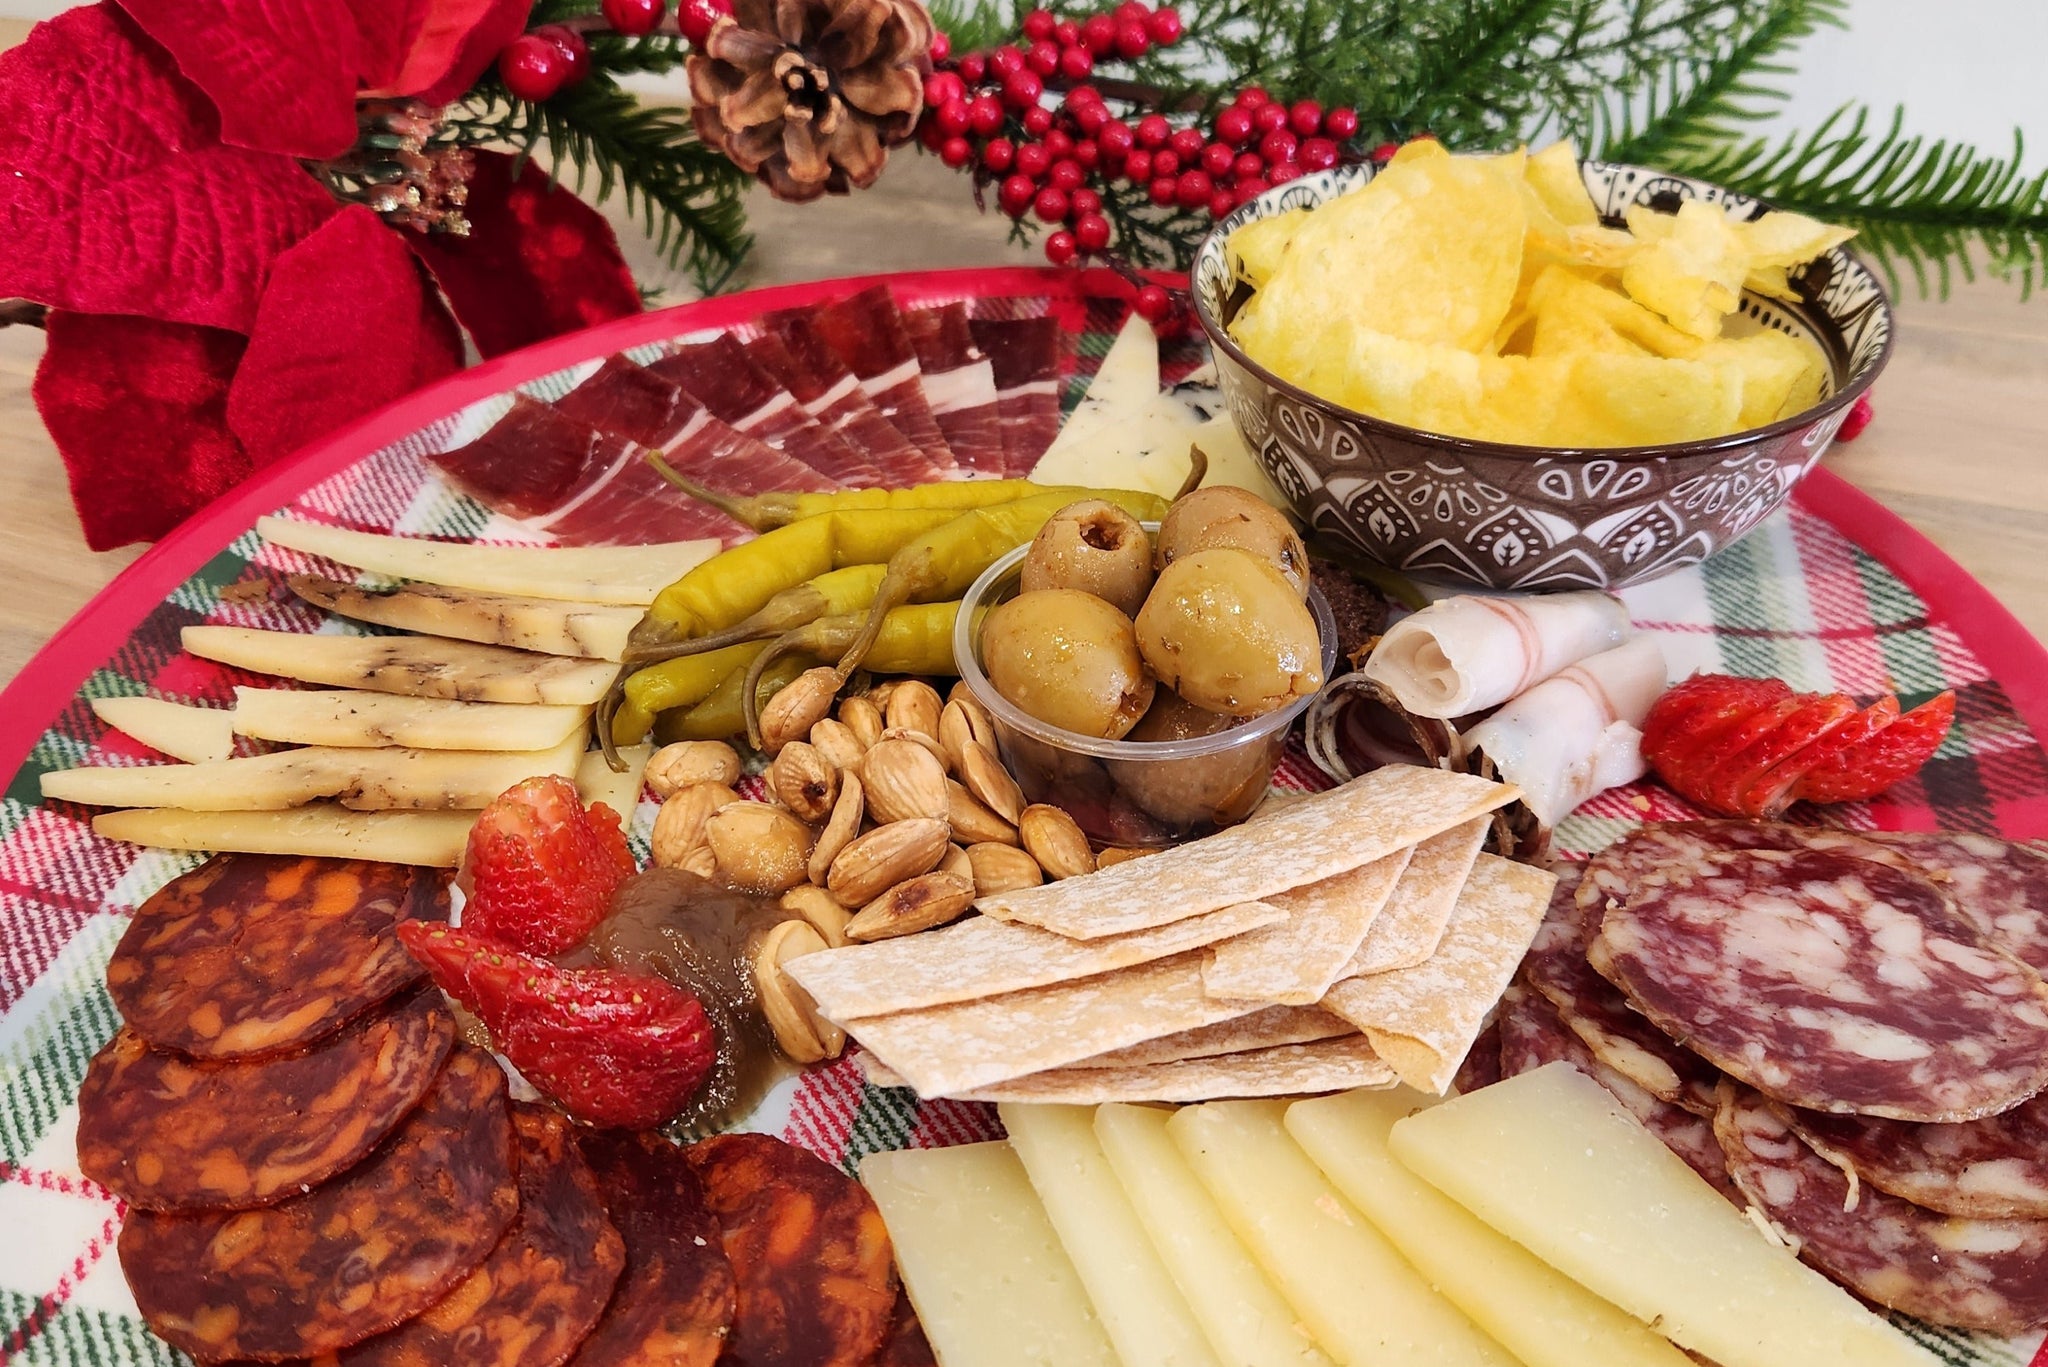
647;339;882;486
685;1133;898;1367
1782;1090;2048;1219
1858;828;2048;974
1450;1018;1502;1096
1716;1083;2048;1334
1576;821;1909;922
120;1046;517;1362
1594;846;2048;1121
967;316;1064;476
78;989;455;1211
108;855;447;1060
570;1130;736;1367
343;1104;625;1367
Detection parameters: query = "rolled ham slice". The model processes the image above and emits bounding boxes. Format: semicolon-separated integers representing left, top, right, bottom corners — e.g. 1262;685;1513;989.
1360;590;1631;718
1460;636;1668;828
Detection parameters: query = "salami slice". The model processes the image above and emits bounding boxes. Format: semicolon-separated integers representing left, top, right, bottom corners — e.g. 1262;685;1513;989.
1858;829;2048;974
1594;845;2048;1121
1715;1083;2048;1334
1782;1090;2048;1219
569;1130;736;1367
1576;821;1908;922
77;988;455;1211
120;1046;517;1362
684;1133;898;1367
1450;1018;1502;1096
343;1104;625;1367
108;855;448;1060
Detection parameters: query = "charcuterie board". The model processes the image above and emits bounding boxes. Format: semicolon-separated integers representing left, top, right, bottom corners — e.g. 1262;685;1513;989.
3;266;2045;1365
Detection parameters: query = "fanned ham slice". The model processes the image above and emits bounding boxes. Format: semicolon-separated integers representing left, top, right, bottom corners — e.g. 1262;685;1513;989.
647;337;883;487
429;395;625;520
968;316;1065;477
552;357;695;447
778;286;959;475
905;304;1005;476
752;321;949;487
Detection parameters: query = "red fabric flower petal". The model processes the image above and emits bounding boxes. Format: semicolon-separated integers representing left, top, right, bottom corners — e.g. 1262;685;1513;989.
410;149;643;358
115;0;367;158
226;206;466;468
384;0;537;105
34;311;252;550
0;5;338;332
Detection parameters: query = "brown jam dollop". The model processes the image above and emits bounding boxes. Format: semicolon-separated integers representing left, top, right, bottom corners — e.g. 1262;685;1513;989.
586;867;794;1137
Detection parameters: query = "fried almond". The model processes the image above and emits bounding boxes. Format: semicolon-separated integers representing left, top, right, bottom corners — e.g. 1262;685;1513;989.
753;920;842;1062
706;803;814;895
960;741;1025;824
827;818;950;906
847;872;978;941
645;741;742;797
938;697;996;772
809;718;868;771
652;782;741;869
769;742;840;823
884;680;943;741
781;885;853;949
965;843;1043;897
946;781;1018;846
839;695;885;750
808;772;866;886
861;740;949;825
760;668;841;755
1019;804;1095;880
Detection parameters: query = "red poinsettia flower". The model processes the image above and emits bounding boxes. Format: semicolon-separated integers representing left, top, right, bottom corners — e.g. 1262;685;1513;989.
0;0;646;549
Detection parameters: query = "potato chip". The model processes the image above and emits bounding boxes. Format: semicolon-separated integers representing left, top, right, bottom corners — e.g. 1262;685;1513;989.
1738;209;1858;268
1523;266;1701;361
1621;200;1749;339
1698;328;1830;428
1227;207;1310;290
1524;140;1600;227
1552;351;1744;446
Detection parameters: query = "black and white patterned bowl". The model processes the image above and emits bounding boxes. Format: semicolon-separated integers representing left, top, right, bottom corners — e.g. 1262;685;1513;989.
1191;159;1894;591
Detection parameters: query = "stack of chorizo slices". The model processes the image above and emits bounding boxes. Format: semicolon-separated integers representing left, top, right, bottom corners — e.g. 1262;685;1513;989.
78;851;927;1366
1468;820;2048;1336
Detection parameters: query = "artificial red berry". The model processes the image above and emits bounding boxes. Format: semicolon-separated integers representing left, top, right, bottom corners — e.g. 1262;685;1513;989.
1268;159;1303;184
1297;136;1339;171
1258;128;1297;164
1148;176;1177;206
1071;187;1102;215
1207;188;1236;218
968;93;1005;135
1169;126;1205;160
1254;102;1288;133
1059;45;1095;80
1135;114;1171;148
1152;149;1180;177
958;51;987;83
983;137;1017;172
1122;148;1152;181
1049;159;1086;191
1073;100;1109;135
1041;128;1071;159
1288;99;1323;137
535;25;589;84
1216;105;1254;147
940;135;973;168
1234;176;1269;204
1027;39;1061;75
1002;69;1045;107
601;0;666;37
499;33;572;101
1022;8;1056;40
1015;140;1053;179
1098;120;1135;158
1200;141;1235;178
1114;20;1150;57
920;117;947;152
1368;140;1401;164
1233;151;1264;181
1067;83;1103;107
1324;106;1359;139
1055;18;1080;45
1147;6;1182;42
1023;105;1055;136
999;174;1037;216
1115;0;1152;21
929;29;951;62
934;98;972;136
1073;138;1100;170
990;44;1026;77
1133;284;1173;321
1837;392;1875;441
925;70;966;107
676;0;728;44
1235;85;1270;109
1175;169;1213;208
1034;186;1071;222
1075;212;1111;251
1044;229;1078;265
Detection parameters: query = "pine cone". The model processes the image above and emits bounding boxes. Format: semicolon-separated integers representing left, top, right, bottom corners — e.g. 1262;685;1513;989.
688;0;933;203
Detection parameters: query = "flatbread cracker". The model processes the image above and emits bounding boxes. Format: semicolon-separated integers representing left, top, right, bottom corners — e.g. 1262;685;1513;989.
977;766;1518;939
1342;817;1491;976
787;902;1286;1021
927;1036;1397;1104
1201;848;1412;1004
845;951;1263;1097
1321;854;1556;1095
1075;1005;1355;1068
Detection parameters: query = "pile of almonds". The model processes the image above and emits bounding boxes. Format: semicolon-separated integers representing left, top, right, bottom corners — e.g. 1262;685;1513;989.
640;678;1141;1062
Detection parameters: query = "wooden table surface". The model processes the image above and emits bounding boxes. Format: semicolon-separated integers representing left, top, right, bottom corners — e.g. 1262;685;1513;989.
1;145;2044;690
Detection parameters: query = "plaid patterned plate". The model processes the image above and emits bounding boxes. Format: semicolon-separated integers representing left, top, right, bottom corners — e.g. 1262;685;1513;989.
2;267;2043;1366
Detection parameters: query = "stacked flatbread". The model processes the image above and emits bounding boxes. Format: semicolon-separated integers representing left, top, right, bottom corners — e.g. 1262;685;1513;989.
788;764;1558;1103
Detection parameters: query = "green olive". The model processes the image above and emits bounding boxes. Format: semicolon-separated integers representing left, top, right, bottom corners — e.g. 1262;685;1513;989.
1134;548;1323;716
1126;688;1246;743
1155;486;1310;597
1020;500;1156;616
1111;690;1275;828
980;589;1156;740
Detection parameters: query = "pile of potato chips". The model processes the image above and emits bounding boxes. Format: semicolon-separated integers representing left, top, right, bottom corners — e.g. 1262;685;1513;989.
1226;141;1853;448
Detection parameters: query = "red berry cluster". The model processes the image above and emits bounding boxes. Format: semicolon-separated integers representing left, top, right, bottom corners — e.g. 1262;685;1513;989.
497;0;735;104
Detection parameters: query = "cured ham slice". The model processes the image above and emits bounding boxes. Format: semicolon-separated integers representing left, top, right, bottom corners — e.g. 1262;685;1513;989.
746;330;946;487
968;316;1065;476
777;286;959;475
648;337;882;487
905;304;1005;475
1360;591;1632;719
1462;636;1668;828
430;395;626;519
552;357;694;446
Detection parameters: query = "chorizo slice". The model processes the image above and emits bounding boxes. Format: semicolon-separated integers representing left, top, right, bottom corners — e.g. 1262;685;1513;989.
569;1130;736;1367
119;1046;517;1362
1858;828;2048;973
874;1286;937;1367
108;854;448;1060
1593;845;2048;1122
78;988;455;1211
342;1104;625;1367
683;1133;897;1367
1716;1082;2048;1335
1783;1090;2048;1220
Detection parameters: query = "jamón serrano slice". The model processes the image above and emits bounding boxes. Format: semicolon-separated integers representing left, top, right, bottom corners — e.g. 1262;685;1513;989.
119;1046;517;1362
77;988;455;1211
570;1130;736;1367
343;1104;625;1367
684;1133;897;1367
1593;845;2048;1121
1716;1082;2048;1334
1783;1090;2048;1220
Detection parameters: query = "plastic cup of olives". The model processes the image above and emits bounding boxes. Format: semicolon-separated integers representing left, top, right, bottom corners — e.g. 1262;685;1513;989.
954;540;1340;849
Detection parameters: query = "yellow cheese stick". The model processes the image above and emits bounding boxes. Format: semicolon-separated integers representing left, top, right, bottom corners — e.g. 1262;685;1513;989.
93;805;474;865
91;696;235;763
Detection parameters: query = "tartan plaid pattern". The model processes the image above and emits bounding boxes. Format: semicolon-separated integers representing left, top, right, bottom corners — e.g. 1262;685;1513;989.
1;274;2043;1367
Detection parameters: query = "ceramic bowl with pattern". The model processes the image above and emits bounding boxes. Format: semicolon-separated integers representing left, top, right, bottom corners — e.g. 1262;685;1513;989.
1191;159;1894;592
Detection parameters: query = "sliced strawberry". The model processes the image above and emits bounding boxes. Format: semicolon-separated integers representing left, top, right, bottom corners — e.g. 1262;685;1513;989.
1744;694;1899;815
1789;690;1955;805
398;922;715;1130
1641;674;1793;762
463;774;635;956
1697;692;1861;818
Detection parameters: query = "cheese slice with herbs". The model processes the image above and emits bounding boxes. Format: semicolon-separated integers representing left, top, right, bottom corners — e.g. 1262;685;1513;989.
230;687;591;752
1028;312;1161;477
183;626;619;705
287;575;642;660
